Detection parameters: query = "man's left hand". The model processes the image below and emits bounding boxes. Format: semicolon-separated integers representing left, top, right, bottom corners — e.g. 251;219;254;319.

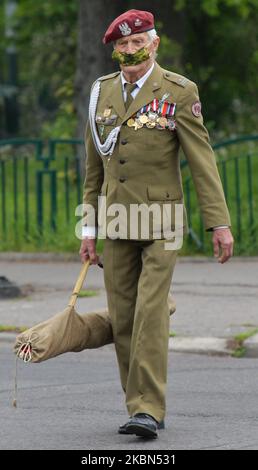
212;228;234;263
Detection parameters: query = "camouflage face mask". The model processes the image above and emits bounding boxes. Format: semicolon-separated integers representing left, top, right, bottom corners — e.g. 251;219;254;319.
112;45;151;66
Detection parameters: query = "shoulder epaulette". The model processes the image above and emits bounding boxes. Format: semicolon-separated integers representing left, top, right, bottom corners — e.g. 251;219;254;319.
98;71;120;81
90;71;120;93
163;71;189;88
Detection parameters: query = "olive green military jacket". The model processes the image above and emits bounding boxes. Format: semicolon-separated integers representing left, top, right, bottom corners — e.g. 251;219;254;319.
83;61;231;240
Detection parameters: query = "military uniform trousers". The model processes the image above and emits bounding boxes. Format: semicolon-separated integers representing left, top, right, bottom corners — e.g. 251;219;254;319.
103;237;178;423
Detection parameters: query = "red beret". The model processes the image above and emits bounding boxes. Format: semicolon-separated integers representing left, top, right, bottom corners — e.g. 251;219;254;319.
103;9;155;44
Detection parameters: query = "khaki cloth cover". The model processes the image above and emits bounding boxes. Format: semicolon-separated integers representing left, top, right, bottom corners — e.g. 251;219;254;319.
13;261;112;363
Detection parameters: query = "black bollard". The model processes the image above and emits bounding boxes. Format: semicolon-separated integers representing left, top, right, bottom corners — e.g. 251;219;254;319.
0;276;21;298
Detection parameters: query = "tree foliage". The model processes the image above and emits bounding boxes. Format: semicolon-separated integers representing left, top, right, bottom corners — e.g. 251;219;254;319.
0;0;258;139
1;0;78;137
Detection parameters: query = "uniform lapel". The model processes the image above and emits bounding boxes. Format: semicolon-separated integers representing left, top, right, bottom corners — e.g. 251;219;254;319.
122;61;163;124
106;75;125;119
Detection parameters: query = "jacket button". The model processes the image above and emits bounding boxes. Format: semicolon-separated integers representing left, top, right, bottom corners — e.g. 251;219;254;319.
119;177;126;183
121;139;128;145
119;159;126;164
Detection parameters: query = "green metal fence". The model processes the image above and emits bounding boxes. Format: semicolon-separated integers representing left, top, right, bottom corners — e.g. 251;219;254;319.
0;138;83;248
0;135;257;253
181;135;258;253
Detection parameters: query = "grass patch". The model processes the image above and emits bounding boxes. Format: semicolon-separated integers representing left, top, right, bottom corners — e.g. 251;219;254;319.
232;347;247;358
169;331;177;337
77;289;99;298
0;325;28;333
231;328;258;357
234;328;258;343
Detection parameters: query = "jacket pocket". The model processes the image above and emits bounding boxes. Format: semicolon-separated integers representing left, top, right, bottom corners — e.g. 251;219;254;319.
147;185;183;201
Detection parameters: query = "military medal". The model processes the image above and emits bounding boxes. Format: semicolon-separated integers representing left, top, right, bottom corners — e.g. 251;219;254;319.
96;116;102;123
130;111;143;130
127;118;135;127
156;117;166;130
139;114;148;124
157;116;168;127
103;108;112;118
159;101;169;118
167;118;176;131
167;102;176;117
133;117;139;130
133;117;143;129
148;111;157;122
151;98;159;113
146;121;156;129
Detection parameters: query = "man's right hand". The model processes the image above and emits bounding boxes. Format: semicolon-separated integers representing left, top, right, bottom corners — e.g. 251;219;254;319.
79;238;99;265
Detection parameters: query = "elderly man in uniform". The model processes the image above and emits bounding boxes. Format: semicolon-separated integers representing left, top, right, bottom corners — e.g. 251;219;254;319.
80;9;234;438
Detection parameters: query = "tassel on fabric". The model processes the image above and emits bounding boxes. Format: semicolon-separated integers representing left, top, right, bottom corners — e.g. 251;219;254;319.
13;342;32;408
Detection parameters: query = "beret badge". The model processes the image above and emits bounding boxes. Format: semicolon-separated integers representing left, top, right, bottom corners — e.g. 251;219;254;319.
119;22;132;36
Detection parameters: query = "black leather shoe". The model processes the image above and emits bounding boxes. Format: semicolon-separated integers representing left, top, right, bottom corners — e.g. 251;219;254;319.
119;417;165;434
118;417;133;434
125;413;159;438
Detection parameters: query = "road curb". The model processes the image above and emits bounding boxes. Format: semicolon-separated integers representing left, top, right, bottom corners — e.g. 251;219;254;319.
0;253;80;262
169;336;234;356
1;252;258;263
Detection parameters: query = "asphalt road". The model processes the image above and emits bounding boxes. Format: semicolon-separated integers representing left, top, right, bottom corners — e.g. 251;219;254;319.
1;343;258;450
